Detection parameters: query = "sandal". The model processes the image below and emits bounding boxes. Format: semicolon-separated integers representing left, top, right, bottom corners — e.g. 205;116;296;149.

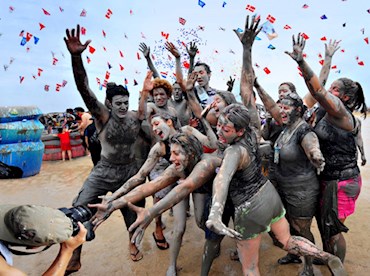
153;232;170;250
130;250;143;262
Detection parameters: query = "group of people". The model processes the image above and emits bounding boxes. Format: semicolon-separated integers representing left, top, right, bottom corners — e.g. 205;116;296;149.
2;14;365;276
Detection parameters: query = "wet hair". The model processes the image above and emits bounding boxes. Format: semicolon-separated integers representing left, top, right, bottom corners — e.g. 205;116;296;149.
74;107;85;113
106;82;130;102
221;103;251;132
279;82;297;94
151;112;179;130
337;78;367;118
150;78;173;97
194;62;212;74
170;133;203;163
281;92;307;117
215;90;237;106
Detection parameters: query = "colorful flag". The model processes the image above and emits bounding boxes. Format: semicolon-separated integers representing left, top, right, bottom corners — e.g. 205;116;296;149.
42;8;50;15
198;0;206;8
320;14;327;20
52;57;58;65
133;79;138;86
266;14;276;24
119;50;124;58
88;46;95;54
105;71;110;80
160;71;168;78
39;23;45;30
34;36;39;44
246;4;256;12
44;85;49;91
37;68;43;76
19;76;24;83
137;52;141;60
319;59;324;65
161;32;169;40
302;4;309;9
81;27;86;35
301;33;309;40
267;44;276;50
364;37;369;44
263;67;271;74
222;2;227;8
86;56;91;64
105;8;113;19
283;24;291;30
358;61;365;66
107;62;112;69
179;17;186;25
119;64;124;71
320;36;327;41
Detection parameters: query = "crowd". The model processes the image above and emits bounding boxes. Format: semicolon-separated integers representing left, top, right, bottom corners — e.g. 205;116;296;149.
1;15;367;276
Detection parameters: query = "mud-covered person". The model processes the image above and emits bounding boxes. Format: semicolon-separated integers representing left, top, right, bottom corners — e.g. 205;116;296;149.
63;25;148;272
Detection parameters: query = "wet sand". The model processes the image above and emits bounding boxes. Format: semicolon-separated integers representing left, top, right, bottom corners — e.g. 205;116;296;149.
1;118;370;275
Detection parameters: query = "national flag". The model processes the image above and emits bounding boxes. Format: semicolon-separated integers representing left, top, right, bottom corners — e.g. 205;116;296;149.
358;61;365;66
320;14;327;20
81;27;86;35
161;31;169;40
52;57;58;65
39;23;45;30
263;67;271;74
283;25;291;30
301;33;309;40
320;36;327;41
44;85;49;91
198;0;206;8
86;56;91;64
266;14;276;24
105;71;110;80
19;30;24;37
88;46;95;54
42;8;50;15
160;71;168;78
124;78;128;85
80;9;87;17
96;78;101;85
20;37;27;46
245;5;256;12
34;36;39;44
37;68;43;76
56;84;62;92
119;64;124;71
331;65;337;69
26;32;33;42
105;8;113;19
179;17;186;25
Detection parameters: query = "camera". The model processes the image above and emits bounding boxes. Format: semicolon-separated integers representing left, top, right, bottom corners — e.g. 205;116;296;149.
59;205;95;241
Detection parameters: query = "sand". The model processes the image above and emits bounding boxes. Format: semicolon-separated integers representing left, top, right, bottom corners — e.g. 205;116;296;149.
1;118;370;276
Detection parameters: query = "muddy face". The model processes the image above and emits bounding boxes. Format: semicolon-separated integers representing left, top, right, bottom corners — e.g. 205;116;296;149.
153;88;169;107
111;95;129;119
169;143;189;172
194;65;210;88
151;116;171;141
172;83;183;101
216;115;239;145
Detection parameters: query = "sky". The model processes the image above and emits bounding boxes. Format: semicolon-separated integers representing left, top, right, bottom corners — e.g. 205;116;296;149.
1;0;369;113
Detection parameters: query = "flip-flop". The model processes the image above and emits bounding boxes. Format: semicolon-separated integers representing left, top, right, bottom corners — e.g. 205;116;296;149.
152;232;170;250
130;250;143;262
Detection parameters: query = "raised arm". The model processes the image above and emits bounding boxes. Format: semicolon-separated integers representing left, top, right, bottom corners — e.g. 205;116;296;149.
234;15;262;140
254;79;282;124
139;43;160;79
165;41;185;91
285;34;354;131
304;39;341;108
137;71;153;121
186;42;198;73
226;76;235;92
64;25;108;124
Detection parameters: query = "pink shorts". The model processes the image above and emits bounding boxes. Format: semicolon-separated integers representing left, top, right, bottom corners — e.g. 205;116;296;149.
337;176;362;219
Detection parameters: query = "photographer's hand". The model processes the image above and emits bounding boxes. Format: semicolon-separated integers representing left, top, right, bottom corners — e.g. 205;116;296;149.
42;222;86;276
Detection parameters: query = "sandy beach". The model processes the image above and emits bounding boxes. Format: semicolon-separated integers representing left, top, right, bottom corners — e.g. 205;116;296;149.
1;118;370;276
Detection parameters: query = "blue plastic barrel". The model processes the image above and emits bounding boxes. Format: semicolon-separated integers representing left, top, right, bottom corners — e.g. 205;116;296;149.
0;106;44;178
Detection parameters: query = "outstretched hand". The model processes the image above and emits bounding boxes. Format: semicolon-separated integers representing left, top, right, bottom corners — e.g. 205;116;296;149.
185;71;198;91
310;151;325;175
325;39;340;57
186;42;198;59
139;42;150;58
88;198;116;230
165;42;180;58
285;33;306;62
64;25;91;55
142;71;154;92
206;218;243;240
233;15;262;47
127;202;153;247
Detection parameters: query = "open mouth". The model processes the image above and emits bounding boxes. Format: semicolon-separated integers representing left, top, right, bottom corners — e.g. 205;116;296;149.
155;129;164;139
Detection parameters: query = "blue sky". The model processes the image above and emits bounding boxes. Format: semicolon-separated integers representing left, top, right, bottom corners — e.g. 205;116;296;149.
1;0;369;113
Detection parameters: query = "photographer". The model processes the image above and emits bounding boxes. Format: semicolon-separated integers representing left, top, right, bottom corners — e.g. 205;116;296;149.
0;204;87;276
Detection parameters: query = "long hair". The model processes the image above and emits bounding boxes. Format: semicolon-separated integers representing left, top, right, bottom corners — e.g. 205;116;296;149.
279;82;297;94
281;92;307;117
215;90;237;106
338;78;367;118
170;133;203;163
